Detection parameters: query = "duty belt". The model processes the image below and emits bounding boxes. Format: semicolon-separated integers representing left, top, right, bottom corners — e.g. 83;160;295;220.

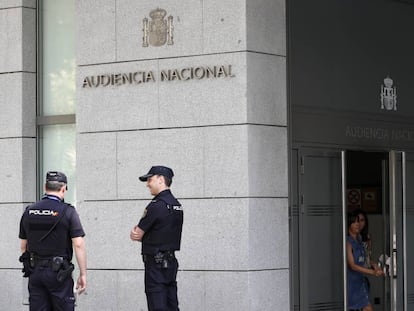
29;254;74;282
142;251;175;264
34;258;53;267
30;254;69;269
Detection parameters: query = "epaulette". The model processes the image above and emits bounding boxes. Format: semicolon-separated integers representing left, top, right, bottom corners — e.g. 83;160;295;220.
64;203;78;213
24;204;33;212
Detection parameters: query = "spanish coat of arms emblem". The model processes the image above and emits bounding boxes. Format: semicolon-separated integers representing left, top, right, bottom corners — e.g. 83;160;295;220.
142;8;174;47
380;76;397;111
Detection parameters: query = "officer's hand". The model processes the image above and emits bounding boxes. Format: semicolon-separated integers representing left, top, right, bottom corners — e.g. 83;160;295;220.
130;226;138;241
76;275;87;295
130;225;144;241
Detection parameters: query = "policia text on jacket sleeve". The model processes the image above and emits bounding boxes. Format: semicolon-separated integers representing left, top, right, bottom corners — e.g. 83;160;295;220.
19;171;87;311
130;166;184;311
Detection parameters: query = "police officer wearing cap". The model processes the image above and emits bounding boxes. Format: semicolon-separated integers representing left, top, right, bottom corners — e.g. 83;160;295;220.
19;171;87;311
130;166;184;311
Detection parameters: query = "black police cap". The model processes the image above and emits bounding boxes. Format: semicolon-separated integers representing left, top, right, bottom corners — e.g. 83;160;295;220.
139;166;174;182
46;171;67;183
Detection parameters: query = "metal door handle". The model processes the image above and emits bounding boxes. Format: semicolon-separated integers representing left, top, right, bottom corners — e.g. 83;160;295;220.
392;249;397;277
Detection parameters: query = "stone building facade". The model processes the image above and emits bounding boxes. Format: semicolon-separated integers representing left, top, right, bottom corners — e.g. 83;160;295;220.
0;1;288;310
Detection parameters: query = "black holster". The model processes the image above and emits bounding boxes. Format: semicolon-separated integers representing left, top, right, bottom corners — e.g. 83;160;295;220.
18;251;33;278
56;259;75;282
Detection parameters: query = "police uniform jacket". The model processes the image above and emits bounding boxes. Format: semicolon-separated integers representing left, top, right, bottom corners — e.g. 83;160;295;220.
138;189;183;255
19;194;85;261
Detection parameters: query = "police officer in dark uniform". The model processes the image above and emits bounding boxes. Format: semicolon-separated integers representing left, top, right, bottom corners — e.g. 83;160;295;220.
130;166;184;311
19;171;87;311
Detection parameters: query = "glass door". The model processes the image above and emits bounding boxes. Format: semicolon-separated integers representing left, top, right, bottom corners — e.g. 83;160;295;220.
293;148;344;310
389;151;414;311
346;150;413;311
292;149;414;310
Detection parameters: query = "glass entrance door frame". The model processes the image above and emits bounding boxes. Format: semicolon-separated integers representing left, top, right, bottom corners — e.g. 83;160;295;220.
389;150;398;311
341;150;348;311
389;150;409;311
341;150;409;311
293;148;412;311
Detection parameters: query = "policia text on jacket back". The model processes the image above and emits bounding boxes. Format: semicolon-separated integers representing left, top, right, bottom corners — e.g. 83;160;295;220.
130;165;184;311
19;171;87;311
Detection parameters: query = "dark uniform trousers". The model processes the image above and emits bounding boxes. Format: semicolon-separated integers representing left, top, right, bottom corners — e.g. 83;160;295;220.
144;257;180;311
29;265;75;311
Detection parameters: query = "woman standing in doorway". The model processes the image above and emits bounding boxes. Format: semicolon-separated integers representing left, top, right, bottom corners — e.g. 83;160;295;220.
347;210;383;311
355;208;379;271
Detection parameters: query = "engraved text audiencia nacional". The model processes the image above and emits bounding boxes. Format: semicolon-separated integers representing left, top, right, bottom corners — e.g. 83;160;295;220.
82;64;235;88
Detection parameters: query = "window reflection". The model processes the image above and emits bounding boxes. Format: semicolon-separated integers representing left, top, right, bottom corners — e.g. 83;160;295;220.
39;0;76;203
42;0;75;116
40;124;76;204
48;58;76;115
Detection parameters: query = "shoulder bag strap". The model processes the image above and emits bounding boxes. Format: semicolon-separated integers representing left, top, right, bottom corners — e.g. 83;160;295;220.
39;204;68;242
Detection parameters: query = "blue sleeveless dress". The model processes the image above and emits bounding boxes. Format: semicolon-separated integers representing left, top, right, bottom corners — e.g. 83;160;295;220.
347;235;370;309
